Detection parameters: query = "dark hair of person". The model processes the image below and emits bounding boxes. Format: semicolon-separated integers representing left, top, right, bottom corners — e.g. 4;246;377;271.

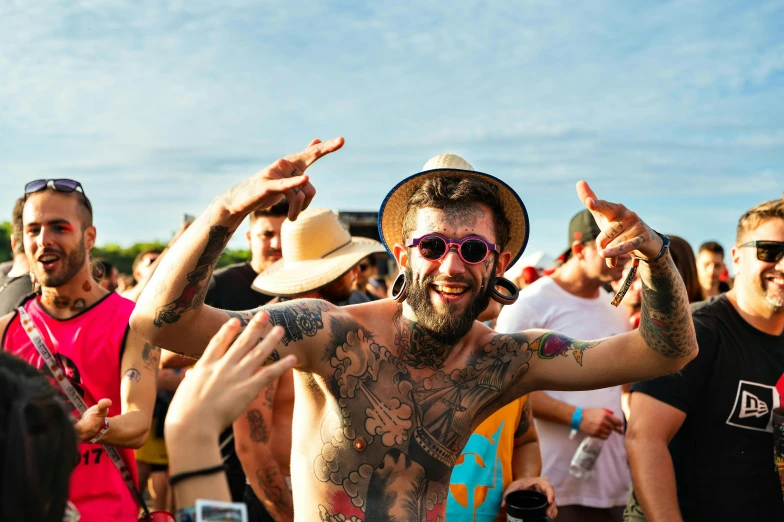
250;199;290;223
11;197;25;255
132;247;164;274
698;241;724;257
402;175;511;249
668;235;703;303
0;351;77;522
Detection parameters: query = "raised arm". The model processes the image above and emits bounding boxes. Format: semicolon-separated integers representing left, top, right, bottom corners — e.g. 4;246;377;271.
129;137;344;358
517;182;697;392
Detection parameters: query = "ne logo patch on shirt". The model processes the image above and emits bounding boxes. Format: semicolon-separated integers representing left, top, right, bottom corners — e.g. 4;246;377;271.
726;380;780;432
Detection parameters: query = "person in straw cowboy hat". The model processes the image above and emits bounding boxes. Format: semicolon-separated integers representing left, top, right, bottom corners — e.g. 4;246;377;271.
233;207;386;522
131;137;698;521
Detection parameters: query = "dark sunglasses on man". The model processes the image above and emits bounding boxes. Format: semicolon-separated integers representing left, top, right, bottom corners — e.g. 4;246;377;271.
738;240;784;263
24;179;93;215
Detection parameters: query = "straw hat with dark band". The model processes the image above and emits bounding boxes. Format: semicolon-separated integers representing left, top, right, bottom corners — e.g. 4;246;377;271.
253;207;386;297
377;154;530;267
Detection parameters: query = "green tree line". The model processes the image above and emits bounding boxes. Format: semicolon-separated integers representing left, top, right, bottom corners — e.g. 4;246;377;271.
0;221;250;273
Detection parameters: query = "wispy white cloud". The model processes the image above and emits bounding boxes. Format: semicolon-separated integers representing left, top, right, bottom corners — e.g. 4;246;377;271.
1;0;782;258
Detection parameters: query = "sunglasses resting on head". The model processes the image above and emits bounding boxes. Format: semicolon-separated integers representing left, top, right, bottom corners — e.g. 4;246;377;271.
24;179;93;216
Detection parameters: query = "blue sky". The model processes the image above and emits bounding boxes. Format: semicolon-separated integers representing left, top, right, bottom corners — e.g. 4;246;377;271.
2;0;782;266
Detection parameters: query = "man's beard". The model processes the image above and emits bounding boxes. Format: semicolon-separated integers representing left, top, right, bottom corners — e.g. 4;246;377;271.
31;240;87;288
759;269;784;313
404;264;493;345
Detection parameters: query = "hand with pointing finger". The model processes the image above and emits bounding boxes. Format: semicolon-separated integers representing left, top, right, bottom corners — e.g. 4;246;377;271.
222;137;345;222
576;180;664;268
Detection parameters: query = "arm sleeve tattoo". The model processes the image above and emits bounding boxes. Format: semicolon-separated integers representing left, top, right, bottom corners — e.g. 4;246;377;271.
638;255;696;358
153;226;230;327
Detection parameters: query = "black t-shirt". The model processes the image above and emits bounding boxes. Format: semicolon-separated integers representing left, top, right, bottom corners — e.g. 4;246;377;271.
0;271;34;316
204;262;274;311
632;295;784;522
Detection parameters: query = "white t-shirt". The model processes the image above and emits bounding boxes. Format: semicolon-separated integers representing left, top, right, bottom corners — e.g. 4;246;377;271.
495;276;632;508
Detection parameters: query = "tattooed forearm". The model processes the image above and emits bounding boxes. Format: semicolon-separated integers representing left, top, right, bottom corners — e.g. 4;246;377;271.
247;409;270;443
638;254;697;358
529;331;599;366
153;226;230;327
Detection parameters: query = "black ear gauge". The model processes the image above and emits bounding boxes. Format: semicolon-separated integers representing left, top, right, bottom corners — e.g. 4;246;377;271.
391;272;408;303
490;277;519;305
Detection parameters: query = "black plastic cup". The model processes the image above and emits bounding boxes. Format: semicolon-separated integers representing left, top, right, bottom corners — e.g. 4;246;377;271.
505;489;551;521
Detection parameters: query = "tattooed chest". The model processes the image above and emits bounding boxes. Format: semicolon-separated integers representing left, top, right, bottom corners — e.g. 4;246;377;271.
309;328;518;521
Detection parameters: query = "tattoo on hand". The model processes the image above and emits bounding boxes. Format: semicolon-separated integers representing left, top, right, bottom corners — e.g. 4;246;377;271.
153;226;230;327
248;409;270;443
606;223;623;240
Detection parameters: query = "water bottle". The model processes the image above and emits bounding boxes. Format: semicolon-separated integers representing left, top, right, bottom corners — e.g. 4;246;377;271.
569;436;604;478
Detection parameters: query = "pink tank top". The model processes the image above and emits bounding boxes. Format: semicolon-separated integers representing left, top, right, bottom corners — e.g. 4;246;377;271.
3;293;140;522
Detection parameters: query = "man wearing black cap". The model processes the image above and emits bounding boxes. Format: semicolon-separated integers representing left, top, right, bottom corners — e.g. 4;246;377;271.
497;209;632;522
131;138;698;521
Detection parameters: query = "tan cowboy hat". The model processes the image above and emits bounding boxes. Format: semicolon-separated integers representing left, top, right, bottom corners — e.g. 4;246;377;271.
377;154;530;267
253;207;387;297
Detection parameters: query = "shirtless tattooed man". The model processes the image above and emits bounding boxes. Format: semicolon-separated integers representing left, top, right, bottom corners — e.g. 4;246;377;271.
131;137;698;522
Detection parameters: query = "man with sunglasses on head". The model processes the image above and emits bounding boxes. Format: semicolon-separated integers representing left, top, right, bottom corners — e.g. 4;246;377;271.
625;197;784;522
0;179;156;522
131;138;698;522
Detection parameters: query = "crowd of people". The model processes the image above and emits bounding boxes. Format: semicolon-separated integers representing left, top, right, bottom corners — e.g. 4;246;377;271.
0;138;782;522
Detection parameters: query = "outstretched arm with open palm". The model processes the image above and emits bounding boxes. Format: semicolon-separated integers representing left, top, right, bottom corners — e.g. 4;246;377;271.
518;181;698;394
130;137;345;356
